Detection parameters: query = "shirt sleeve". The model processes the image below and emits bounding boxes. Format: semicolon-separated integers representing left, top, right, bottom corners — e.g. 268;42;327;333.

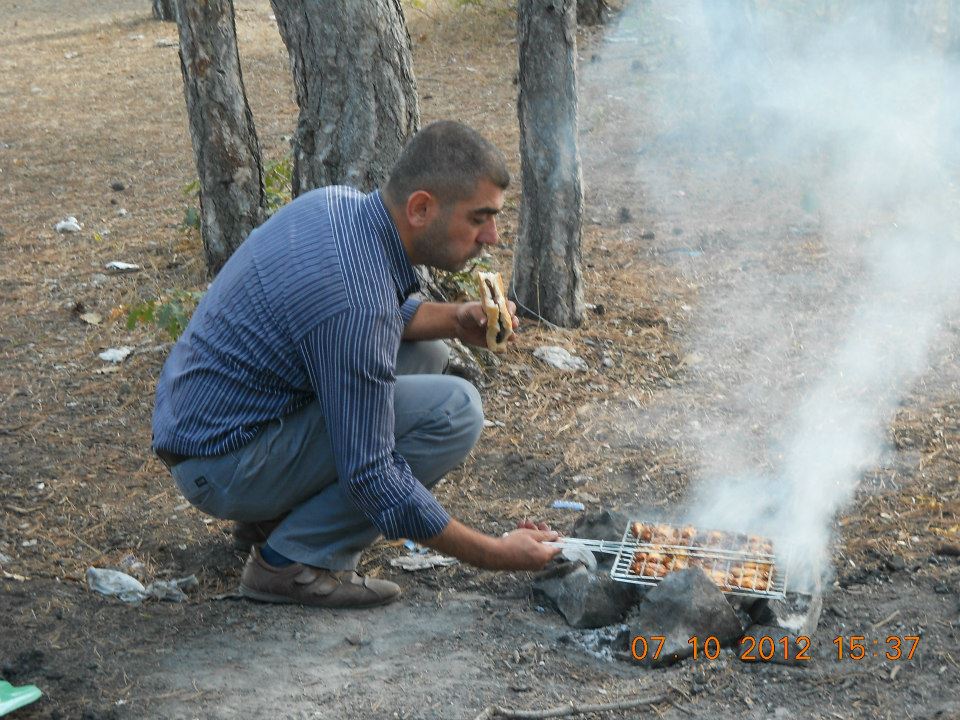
399;295;423;326
298;308;450;540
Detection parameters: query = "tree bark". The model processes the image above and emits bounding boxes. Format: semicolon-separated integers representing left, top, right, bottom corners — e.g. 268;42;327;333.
947;2;960;57
269;0;420;195
513;0;585;328
176;0;266;275
152;0;176;22
576;0;608;26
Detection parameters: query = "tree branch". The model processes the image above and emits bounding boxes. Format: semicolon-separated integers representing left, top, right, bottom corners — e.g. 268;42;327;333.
472;691;673;720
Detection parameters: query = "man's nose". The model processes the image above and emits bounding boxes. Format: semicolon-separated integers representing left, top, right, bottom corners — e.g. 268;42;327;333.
478;219;499;245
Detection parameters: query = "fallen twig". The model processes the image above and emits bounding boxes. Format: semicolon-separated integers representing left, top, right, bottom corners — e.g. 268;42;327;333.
871;609;900;630
472;691;673;720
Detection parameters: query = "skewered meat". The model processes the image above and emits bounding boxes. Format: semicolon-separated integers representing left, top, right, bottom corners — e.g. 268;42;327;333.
626;521;777;594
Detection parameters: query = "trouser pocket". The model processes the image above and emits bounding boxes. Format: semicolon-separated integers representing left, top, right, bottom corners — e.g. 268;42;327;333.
170;452;241;518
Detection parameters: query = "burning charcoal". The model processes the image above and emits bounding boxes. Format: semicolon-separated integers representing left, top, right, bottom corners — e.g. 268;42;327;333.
619;567;743;667
533;565;638;629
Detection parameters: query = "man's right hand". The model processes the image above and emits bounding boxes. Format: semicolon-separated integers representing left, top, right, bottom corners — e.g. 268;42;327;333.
491;528;561;570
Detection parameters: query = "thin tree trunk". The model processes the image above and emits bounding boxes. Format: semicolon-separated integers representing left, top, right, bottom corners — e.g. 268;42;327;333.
576;0;608;25
152;0;176;21
269;0;420;195
176;0;265;275
513;0;585;328
947;2;960;57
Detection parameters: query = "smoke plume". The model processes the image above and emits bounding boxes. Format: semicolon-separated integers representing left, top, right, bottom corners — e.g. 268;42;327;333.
584;1;960;589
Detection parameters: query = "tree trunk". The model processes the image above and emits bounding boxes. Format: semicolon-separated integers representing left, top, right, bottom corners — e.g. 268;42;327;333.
576;0;607;26
881;0;933;48
152;0;176;21
946;2;960;57
513;0;585;328
269;0;420;195
176;0;266;275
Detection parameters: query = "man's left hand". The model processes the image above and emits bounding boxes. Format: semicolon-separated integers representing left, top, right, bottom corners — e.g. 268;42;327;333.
455;301;519;349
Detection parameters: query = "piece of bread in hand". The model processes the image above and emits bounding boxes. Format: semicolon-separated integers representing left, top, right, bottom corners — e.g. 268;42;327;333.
474;271;514;352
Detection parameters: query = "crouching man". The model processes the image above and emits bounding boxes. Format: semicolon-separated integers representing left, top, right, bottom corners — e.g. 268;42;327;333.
151;121;560;608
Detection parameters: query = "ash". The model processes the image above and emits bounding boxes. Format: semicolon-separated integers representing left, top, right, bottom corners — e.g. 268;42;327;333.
558;624;628;662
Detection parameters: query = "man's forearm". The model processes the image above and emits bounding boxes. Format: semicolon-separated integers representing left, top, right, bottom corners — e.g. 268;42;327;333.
423;519;500;568
402;302;459;341
423;518;561;571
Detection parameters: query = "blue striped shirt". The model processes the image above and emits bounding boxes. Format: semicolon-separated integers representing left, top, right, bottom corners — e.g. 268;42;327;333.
152;187;450;541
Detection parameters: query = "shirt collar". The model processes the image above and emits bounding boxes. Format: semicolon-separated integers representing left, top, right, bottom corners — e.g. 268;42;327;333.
362;190;420;299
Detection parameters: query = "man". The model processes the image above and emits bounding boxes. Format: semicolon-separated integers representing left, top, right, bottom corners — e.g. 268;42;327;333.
152;121;560;608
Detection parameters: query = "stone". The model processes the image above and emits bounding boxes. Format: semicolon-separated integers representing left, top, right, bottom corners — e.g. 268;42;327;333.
570;509;628;543
533;346;588;372
750;588;822;637
619;567;743;667
54;216;81;233
559;544;597;572
111;181;126;192
533;564;637;629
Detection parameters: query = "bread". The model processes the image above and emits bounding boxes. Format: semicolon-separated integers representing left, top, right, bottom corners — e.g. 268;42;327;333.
474;271;514;352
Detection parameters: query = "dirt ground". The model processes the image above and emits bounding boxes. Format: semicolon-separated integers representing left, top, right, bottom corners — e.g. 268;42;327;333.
1;1;958;718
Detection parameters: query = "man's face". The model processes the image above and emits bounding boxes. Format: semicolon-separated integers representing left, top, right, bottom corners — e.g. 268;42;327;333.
412;179;504;272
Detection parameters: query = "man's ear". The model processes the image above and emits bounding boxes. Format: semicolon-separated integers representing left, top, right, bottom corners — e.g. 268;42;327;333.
406;190;439;229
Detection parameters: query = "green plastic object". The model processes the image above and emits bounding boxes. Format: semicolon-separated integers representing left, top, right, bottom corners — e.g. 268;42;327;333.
0;680;42;716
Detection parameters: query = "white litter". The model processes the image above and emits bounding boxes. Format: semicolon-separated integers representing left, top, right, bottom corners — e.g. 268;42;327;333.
105;261;140;273
79;312;102;326
144;575;198;602
155;38;178;48
389;554;458;571
86;567;147;603
55;216;82;233
86;567;199;604
533;345;588;372
98;346;133;363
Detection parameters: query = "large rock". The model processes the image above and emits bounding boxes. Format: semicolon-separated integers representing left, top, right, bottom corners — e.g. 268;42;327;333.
618;567;744;667
570;509;629;542
533;563;637;629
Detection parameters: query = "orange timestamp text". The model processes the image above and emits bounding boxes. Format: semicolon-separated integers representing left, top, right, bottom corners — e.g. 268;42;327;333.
627;634;922;663
833;635;920;661
628;635;813;662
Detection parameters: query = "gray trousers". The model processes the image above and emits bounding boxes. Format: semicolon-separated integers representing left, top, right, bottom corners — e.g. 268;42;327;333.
170;341;483;570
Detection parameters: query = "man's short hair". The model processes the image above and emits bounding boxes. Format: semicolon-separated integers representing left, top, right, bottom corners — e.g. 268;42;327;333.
385;121;510;206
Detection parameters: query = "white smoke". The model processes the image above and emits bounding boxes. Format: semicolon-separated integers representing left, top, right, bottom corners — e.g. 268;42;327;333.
583;1;960;590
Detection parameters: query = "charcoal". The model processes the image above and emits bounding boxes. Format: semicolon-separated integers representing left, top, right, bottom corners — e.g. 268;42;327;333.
618;567;743;667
